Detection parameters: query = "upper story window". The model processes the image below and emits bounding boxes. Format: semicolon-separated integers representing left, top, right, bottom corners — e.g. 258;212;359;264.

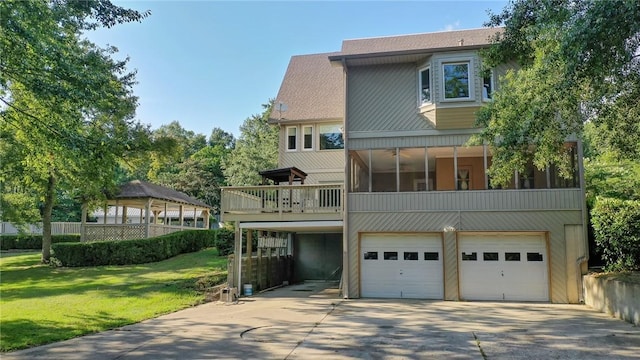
286;126;297;151
318;123;344;150
483;70;494;101
303;125;313;150
419;66;431;105
443;61;472;100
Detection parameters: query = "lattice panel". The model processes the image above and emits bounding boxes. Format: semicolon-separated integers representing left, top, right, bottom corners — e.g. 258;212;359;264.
84;225;146;242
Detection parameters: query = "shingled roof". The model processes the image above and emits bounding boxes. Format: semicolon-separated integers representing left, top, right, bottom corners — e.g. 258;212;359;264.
115;180;210;208
270;52;344;123
338;27;501;57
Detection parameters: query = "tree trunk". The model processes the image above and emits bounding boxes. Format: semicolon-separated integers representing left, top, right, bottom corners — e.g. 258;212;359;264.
42;173;56;263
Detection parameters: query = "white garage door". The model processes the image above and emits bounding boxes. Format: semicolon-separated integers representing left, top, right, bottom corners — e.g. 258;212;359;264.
361;234;443;299
459;233;549;301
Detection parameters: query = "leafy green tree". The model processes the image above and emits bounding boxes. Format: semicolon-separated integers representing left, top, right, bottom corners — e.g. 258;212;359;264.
147;121;207;182
0;0;150;262
474;0;640;186
209;127;236;149
223;102;278;186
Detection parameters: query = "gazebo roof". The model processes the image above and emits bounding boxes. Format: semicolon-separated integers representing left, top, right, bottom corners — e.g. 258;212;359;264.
259;167;307;184
114;180;210;208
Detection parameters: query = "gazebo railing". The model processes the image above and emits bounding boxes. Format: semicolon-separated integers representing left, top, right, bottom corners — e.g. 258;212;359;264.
82;223;205;242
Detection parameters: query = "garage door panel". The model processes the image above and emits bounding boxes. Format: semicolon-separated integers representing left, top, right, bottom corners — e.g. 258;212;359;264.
361;234;443;299
460;234;549;302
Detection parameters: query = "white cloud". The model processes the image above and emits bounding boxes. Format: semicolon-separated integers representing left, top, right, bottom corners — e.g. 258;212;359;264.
442;21;461;31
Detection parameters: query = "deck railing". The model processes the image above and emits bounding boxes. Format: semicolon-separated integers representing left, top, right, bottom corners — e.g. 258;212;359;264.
221;184;343;216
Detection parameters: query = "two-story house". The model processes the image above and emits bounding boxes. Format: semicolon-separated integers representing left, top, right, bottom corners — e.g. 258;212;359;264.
221;28;588;303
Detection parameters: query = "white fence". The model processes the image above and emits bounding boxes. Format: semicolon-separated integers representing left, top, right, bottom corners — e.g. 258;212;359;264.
0;222;82;235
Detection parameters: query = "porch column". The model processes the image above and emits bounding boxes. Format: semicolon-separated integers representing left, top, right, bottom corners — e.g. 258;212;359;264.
246;229;253;287
234;223;243;292
483;144;489;189
453;147;459;190
424;146;429;191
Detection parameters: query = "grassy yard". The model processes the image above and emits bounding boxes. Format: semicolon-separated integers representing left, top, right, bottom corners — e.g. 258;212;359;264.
0;248;227;352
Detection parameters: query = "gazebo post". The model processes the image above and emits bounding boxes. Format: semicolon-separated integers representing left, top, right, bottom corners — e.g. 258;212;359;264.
144;199;151;238
204;209;210;229
164;203;168;227
179;205;184;228
193;207;197;228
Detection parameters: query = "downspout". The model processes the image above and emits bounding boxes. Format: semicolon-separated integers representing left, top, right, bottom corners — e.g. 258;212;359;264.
341;57;350;299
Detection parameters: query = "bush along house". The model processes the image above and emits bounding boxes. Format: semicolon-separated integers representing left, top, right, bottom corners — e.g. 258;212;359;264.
221;28;588;303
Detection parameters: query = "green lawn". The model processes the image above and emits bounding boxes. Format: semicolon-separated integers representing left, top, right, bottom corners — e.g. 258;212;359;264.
0;248;227;352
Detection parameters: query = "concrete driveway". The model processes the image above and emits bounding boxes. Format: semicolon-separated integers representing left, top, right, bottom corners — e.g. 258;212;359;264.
4;282;640;359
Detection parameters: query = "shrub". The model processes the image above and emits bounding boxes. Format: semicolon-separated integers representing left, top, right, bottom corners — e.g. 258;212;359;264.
591;197;640;271
215;228;234;256
0;234;81;250
51;230;217;267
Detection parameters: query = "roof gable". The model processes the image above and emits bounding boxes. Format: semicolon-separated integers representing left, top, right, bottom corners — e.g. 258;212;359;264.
271;52;344;123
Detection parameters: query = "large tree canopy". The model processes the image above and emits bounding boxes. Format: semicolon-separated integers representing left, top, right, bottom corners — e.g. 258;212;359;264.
223;102;278;186
0;0;150;262
475;0;640;186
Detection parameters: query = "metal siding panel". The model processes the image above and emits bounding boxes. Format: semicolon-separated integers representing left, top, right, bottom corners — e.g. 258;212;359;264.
348;64;428;132
348;134;474;149
443;231;458;300
348;190;583;212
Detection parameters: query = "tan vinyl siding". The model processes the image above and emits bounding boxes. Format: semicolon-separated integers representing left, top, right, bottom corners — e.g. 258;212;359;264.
347;209;583;302
432;106;482;129
348;64;427;132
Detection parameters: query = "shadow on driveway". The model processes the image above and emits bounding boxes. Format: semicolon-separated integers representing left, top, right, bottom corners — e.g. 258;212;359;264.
4;281;640;359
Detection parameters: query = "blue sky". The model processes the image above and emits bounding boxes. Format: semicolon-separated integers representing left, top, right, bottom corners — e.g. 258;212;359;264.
86;1;508;138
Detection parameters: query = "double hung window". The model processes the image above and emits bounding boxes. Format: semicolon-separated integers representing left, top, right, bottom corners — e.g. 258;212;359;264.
286;126;297;151
303;125;313;150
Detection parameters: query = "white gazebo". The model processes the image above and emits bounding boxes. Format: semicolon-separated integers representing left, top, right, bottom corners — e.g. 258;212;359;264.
81;180;211;242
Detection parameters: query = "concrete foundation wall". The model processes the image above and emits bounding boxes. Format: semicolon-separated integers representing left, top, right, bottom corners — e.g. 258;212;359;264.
583;273;640;326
